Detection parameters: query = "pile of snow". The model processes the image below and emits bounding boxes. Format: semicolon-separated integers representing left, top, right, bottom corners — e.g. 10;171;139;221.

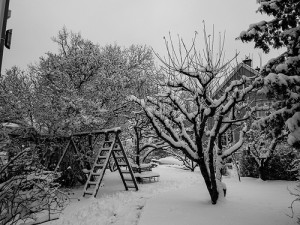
157;156;183;166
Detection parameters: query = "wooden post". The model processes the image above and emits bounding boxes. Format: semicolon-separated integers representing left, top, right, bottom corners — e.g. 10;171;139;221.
88;134;93;152
54;139;71;172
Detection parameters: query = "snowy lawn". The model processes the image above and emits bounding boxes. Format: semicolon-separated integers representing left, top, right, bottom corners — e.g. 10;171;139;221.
47;165;299;225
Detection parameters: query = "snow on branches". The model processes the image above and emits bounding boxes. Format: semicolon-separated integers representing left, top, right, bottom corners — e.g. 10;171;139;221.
131;27;260;204
239;0;300;147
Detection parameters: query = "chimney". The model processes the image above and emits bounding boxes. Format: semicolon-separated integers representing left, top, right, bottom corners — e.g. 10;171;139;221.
242;57;252;67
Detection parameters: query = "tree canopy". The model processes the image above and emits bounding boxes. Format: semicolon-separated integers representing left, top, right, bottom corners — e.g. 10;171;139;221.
1;28;156;136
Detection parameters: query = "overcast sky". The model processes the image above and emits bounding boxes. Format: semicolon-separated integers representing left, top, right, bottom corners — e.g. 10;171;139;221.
2;0;283;71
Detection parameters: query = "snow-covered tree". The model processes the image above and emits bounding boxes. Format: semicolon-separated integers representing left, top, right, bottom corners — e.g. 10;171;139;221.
20;28;156;135
239;3;300;221
28;28;105;134
126;110;168;167
239;0;300;148
0;67;35;127
97;43;158;135
245;127;291;180
2;27;157;187
131;29;259;204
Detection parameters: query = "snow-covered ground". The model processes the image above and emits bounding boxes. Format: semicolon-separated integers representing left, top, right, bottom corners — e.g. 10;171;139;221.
157;156;183;165
47;165;299;225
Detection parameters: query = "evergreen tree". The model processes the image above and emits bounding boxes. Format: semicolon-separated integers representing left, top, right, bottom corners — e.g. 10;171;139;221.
239;0;300;148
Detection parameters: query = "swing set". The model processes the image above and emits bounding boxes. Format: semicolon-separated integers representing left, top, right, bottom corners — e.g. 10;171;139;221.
53;127;138;197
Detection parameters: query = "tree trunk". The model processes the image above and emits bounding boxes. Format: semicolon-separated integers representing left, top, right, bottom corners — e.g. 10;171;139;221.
134;126;140;167
210;188;219;205
190;160;196;172
197;158;219;204
258;159;268;181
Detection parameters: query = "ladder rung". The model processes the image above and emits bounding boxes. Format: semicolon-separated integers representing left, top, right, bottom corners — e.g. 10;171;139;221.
91;172;102;176
125;179;134;182
84;191;94;195
88;181;98;185
113;148;122;151
121;170;130;173
94;164;105;167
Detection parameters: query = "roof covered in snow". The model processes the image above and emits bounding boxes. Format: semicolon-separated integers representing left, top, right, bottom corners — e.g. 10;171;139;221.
212;62;260;98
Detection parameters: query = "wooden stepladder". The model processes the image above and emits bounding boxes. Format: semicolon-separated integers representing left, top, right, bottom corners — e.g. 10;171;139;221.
83;130;138;197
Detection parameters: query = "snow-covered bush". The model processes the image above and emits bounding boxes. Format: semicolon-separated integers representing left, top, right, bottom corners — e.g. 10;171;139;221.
242;125;297;180
0;145;68;225
239;152;259;178
240;145;297;180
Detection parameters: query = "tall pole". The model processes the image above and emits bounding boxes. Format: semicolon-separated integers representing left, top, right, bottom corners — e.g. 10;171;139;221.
0;0;10;76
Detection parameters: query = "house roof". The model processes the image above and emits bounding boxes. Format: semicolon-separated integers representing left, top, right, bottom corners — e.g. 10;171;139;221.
212;62;259;98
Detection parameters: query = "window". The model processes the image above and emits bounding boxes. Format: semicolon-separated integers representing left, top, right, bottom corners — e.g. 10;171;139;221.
221;130;233;146
256;101;271;118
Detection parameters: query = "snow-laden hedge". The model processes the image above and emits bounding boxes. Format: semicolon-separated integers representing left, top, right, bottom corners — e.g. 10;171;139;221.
240;147;298;180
